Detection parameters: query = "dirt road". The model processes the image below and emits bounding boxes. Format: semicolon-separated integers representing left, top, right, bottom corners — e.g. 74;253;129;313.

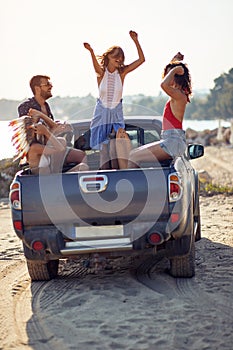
0;193;233;350
0;145;233;349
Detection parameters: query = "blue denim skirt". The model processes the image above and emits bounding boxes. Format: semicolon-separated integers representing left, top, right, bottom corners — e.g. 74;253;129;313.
90;99;125;150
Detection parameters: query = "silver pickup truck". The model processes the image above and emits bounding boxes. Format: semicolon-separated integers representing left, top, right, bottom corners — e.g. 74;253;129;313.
9;116;204;281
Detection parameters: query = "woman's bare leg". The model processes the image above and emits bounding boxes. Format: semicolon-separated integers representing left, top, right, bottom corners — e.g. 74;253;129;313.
50;137;67;172
65;148;86;164
109;138;119;169
128;142;171;168
116;128;132;169
99;144;111;169
67;163;89;172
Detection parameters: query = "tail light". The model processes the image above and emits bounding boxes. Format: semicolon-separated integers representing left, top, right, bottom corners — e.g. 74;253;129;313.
147;232;164;245
170;213;180;223
9;181;21;210
168;173;182;202
32;240;45;251
13;221;23;231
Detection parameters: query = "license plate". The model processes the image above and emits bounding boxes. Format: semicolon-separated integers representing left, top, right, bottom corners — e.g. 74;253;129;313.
75;225;124;238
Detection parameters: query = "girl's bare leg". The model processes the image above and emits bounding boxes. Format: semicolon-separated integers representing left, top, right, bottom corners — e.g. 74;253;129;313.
50;137;67;172
99;144;111;169
65;148;86;164
116;128;132;169
109;138;119;169
128;142;171;168
67;163;89;172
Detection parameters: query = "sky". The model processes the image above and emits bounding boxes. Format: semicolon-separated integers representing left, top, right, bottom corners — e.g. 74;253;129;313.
0;0;233;101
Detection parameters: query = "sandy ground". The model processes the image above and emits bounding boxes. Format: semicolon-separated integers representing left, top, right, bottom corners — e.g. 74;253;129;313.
0;145;233;350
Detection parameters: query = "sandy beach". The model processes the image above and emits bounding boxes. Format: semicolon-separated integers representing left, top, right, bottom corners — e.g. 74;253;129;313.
0;145;233;350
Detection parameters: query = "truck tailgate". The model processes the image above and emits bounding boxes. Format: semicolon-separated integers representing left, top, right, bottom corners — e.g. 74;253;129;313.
20;168;170;226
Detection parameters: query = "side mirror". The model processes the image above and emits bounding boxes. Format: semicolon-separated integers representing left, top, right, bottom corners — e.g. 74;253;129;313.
188;144;204;159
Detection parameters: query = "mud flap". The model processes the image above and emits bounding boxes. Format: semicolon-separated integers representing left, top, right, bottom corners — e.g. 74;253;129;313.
23;229;65;260
164;235;191;258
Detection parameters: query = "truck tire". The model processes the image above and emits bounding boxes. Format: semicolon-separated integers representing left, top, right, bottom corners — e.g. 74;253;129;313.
26;260;59;281
169;238;195;278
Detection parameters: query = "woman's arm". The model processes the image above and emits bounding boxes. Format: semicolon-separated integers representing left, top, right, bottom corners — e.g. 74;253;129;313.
83;42;103;78
160;66;185;100
28;109;57;129
121;31;145;77
28;108;72;136
33;124;66;155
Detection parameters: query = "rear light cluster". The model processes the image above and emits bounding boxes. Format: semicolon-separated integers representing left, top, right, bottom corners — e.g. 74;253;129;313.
13;221;23;231
9;181;21;210
168;173;182;202
147;232;164;245
32;240;45;251
170;213;180;223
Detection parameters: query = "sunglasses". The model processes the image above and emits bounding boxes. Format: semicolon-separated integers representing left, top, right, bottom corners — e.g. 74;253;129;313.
40;82;53;87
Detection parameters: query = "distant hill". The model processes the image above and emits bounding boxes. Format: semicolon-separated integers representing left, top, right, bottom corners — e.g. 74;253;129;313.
0;94;164;121
0;99;21;120
0;95;97;121
1;90;210;121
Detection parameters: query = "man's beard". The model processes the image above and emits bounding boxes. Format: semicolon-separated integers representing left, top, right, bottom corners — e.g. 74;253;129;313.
41;91;52;100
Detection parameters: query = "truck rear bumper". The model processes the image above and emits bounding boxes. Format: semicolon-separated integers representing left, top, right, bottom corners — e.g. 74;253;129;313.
60;237;133;255
22;222;191;261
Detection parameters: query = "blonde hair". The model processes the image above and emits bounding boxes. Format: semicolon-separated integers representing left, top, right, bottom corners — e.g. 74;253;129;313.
98;46;126;73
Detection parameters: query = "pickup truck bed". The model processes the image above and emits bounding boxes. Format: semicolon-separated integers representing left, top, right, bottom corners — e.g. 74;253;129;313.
9;116;204;281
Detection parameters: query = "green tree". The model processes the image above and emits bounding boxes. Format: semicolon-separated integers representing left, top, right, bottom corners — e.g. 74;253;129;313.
204;68;233;120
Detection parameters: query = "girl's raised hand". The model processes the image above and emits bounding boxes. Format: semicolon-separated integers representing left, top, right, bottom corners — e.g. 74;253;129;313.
171;52;184;63
83;42;92;51
129;30;138;41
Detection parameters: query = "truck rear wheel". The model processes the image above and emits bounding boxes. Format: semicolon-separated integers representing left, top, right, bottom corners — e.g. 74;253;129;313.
26;260;59;281
169;238;195;278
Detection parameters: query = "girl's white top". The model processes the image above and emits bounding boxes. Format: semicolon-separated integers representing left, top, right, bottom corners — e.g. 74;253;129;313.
99;69;123;109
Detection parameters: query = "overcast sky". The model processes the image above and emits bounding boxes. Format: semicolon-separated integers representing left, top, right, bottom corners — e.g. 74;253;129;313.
1;0;232;101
